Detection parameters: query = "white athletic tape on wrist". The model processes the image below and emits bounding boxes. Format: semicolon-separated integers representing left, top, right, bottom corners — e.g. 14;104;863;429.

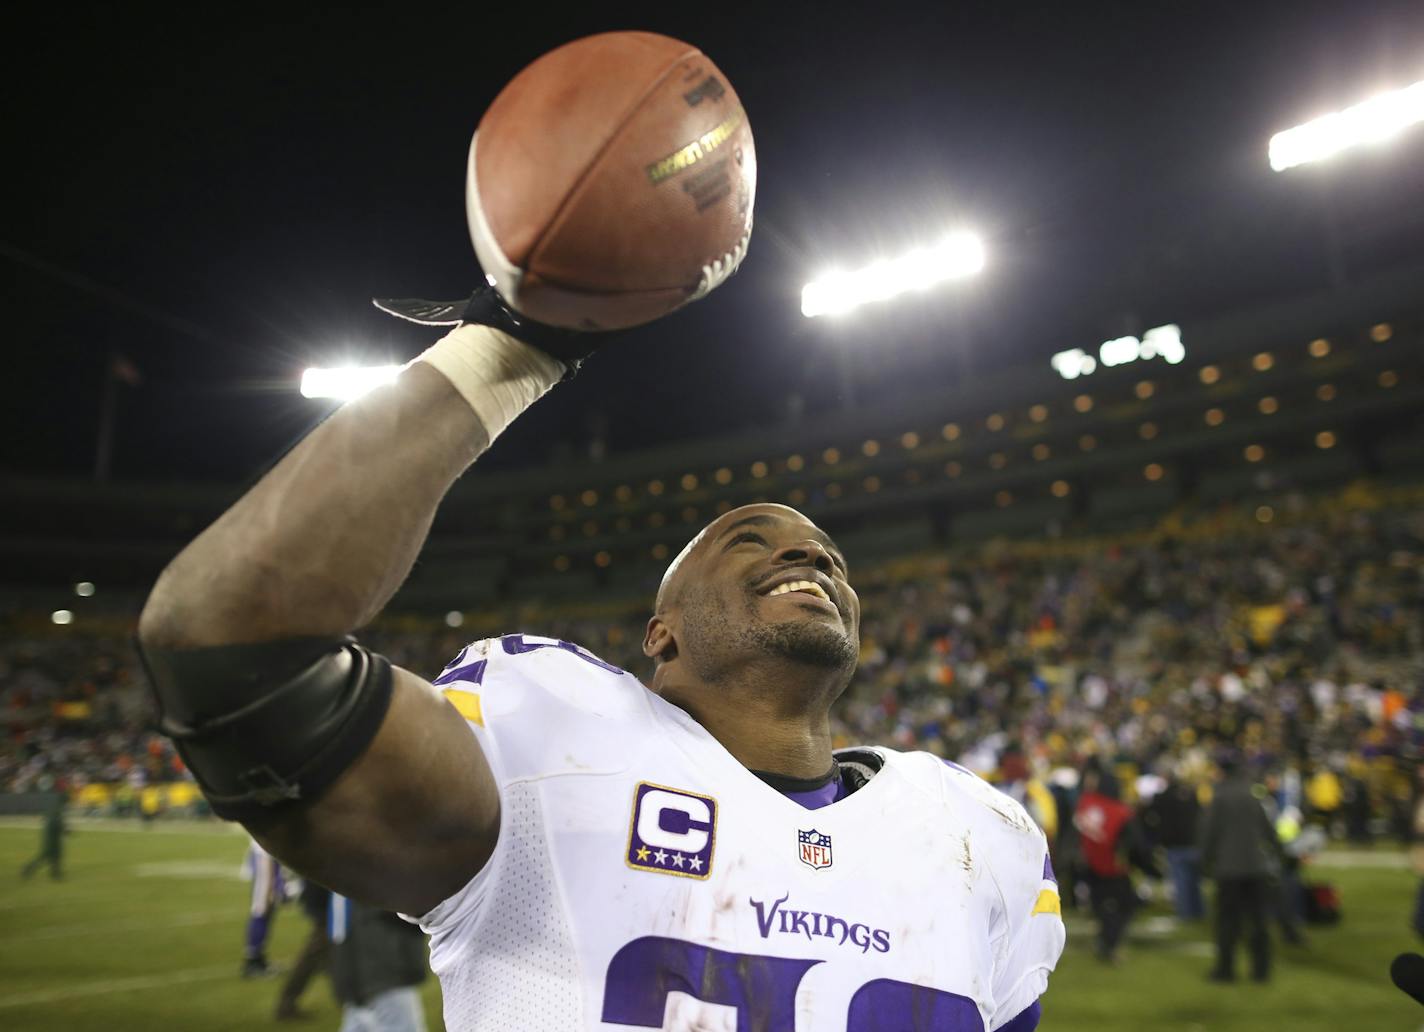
412;324;564;441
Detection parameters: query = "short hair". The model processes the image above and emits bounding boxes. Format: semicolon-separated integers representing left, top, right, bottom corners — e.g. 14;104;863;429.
655;525;712;613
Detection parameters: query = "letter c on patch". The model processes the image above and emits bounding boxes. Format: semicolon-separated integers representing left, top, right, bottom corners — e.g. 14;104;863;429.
638;790;712;853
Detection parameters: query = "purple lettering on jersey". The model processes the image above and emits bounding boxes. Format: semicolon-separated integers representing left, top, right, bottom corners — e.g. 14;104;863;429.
602;937;820;1030
433;658;487;687
1042;854;1056;884
750;893;788;937
846;978;985;1031
749;894;892;954
501;633;627;675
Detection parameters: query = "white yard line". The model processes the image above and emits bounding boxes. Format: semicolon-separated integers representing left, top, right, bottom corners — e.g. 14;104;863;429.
0;816;242;836
1;908;232;943
131;860;244;879
0;964;235;1010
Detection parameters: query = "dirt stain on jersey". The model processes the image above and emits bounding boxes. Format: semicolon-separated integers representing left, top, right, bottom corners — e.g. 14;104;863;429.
987;800;1034;835
713;856;745;915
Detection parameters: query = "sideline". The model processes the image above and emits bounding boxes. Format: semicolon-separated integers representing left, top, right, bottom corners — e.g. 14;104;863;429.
1314;850;1409;870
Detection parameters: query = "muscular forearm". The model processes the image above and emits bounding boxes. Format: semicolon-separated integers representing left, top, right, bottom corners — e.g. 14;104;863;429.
140;361;488;647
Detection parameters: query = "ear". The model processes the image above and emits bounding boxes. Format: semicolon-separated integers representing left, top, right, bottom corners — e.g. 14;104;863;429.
644;615;678;663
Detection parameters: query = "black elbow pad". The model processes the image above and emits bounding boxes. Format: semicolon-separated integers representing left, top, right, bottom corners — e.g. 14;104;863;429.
137;636;394;825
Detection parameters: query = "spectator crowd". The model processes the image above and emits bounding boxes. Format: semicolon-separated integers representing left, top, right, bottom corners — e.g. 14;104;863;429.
4;489;1422;867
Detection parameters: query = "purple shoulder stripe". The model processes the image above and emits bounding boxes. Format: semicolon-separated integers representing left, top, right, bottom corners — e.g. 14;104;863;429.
994;999;1041;1032
434;658;487;687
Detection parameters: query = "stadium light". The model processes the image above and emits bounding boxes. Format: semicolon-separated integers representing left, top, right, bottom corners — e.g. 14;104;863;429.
801;231;985;318
300;364;403;401
1269;79;1424;171
1050;324;1185;379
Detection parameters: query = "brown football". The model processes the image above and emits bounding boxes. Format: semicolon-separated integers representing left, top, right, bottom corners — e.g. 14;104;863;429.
466;31;756;330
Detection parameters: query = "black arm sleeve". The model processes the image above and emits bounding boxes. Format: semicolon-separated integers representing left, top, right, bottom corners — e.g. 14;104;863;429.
137;636;393;825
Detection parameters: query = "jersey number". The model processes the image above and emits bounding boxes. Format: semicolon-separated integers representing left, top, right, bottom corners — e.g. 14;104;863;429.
602;936;983;1031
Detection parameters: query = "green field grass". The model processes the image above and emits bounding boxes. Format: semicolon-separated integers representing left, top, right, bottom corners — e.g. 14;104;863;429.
0;819;1419;1030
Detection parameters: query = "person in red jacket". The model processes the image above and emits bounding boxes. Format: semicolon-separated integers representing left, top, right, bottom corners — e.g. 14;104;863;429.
1074;767;1138;963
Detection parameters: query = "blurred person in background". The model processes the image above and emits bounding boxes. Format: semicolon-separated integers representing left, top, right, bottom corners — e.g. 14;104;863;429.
275;881;332;1021
1047;765;1082;911
997;745;1060;845
242;836;286;978
1272;803;1315;946
19;790;67;880
1073;766;1140;964
1342;753;1374;845
328;893;428;1032
1200;755;1286;983
1306;760;1344;834
1143;763;1205;921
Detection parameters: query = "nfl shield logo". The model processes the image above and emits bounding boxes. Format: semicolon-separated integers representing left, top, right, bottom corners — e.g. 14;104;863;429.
798;829;833;870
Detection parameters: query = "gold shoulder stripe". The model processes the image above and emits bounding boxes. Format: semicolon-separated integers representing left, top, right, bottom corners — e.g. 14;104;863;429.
442;688;484;726
1031;888;1061;917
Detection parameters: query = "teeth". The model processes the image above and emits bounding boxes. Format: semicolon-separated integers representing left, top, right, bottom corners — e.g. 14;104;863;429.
767;580;830;601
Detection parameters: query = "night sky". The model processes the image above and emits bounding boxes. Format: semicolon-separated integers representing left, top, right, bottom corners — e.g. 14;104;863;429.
6;1;1424;484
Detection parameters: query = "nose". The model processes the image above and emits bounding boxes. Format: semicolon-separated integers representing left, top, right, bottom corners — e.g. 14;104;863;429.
772;539;836;574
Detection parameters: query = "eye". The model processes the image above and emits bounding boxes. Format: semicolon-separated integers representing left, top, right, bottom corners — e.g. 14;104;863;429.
729;531;769;549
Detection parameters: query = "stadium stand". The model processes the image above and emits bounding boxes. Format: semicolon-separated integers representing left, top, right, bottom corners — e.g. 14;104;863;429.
2;286;1420;848
5;480;1420;846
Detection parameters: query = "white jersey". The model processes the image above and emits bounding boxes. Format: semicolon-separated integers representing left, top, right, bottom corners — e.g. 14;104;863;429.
410;635;1064;1031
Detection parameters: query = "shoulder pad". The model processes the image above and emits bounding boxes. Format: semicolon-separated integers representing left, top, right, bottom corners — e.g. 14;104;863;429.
938;758;1042;839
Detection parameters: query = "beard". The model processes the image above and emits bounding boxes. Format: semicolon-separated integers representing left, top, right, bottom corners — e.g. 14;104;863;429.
743;619;859;670
678;582;859;684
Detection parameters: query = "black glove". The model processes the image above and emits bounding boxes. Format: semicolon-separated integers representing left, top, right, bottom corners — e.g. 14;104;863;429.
373;286;606;376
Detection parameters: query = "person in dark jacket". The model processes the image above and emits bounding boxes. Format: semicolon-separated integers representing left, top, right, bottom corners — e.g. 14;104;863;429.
1199;756;1286;983
1143;771;1205;920
20;793;67;880
328;893;428;1032
275;882;332;1021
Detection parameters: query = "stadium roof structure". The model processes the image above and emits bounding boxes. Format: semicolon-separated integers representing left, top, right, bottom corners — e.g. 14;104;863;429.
3;269;1420;613
5;6;1424;622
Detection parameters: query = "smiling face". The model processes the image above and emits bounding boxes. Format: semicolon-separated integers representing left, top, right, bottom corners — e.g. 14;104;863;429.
646;504;862;693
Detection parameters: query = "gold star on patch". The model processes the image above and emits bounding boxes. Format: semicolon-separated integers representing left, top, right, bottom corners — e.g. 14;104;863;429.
635;846;651;862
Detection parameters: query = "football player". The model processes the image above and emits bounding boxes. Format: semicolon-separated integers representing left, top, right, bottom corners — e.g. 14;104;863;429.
241;836;285;978
138;286;1064;1030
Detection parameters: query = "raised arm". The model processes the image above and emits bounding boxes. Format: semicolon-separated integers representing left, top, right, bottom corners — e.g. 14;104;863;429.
138;315;565;915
